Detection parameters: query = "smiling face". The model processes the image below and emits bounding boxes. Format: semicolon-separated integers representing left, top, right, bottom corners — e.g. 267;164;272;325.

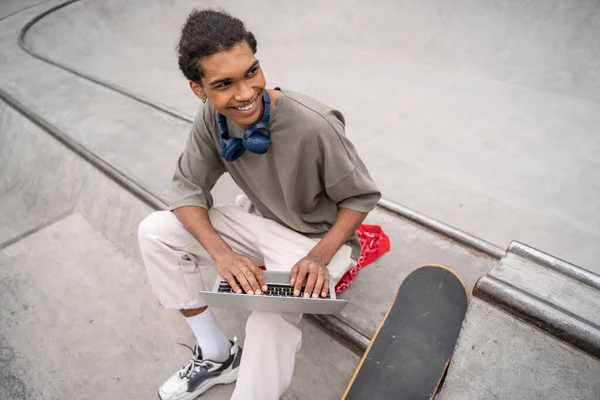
190;41;266;130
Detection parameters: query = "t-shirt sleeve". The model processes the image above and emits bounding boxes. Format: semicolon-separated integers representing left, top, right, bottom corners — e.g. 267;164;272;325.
168;111;225;211
319;110;382;212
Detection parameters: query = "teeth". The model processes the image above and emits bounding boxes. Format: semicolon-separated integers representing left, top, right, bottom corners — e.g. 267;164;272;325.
236;100;255;111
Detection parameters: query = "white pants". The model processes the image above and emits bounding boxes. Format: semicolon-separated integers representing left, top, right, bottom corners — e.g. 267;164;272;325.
137;198;354;400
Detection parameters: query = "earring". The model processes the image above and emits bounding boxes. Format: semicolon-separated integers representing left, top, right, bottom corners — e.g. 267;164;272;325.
202;97;207;103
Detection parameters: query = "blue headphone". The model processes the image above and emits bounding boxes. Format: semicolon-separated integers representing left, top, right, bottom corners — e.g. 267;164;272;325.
217;90;271;162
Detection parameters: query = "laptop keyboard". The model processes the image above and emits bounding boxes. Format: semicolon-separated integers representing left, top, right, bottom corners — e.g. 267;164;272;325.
218;282;331;299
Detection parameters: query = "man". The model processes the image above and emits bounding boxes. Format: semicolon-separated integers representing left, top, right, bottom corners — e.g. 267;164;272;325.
138;8;381;400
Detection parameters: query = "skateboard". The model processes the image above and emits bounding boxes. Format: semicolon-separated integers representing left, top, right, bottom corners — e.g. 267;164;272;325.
342;264;470;400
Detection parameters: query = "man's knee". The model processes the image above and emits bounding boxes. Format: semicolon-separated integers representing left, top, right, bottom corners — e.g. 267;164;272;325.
246;312;303;355
247;311;303;331
137;210;177;246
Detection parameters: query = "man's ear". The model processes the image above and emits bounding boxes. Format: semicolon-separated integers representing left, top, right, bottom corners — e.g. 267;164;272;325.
189;81;206;101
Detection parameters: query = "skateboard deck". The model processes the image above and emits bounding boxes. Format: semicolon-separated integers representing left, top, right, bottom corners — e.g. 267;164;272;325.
342;264;470;400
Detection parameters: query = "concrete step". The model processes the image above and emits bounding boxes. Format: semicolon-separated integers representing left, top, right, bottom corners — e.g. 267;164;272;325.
437;243;600;399
484;242;600;328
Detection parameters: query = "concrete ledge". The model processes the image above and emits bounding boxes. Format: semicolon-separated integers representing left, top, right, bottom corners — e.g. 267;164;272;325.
377;198;505;259
305;314;370;356
475;275;600;358
508;241;600;291
442;243;600;398
473;241;600;359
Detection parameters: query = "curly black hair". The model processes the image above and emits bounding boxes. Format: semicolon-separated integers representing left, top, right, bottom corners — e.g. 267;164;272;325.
177;9;258;83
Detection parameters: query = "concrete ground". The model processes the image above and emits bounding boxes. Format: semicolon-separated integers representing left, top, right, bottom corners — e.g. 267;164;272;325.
1;1;600;399
437;299;600;400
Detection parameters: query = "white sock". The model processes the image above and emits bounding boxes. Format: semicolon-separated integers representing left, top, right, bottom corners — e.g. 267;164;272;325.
185;308;232;362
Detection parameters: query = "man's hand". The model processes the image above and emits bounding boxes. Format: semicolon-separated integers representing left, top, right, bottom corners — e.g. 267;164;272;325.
289;256;330;298
216;251;267;295
288;207;367;298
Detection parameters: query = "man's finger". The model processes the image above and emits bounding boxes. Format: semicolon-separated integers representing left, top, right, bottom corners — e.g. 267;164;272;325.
253;268;268;292
240;265;261;294
313;268;325;299
245;260;267;292
289;264;299;286
234;270;254;294
321;273;330;298
304;268;318;298
225;273;242;294
293;264;308;296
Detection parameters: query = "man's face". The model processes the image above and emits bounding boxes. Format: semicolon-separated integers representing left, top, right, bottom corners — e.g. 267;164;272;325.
192;41;266;130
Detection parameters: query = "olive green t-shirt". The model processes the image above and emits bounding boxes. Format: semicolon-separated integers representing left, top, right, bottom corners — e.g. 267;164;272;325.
169;88;381;259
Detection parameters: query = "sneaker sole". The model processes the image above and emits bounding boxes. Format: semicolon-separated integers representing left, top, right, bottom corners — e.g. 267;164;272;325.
158;367;239;400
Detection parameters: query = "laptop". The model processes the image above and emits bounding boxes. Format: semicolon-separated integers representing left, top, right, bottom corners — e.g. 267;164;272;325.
197;271;348;314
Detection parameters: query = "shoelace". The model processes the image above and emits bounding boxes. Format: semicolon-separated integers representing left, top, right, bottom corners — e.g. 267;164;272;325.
177;343;210;380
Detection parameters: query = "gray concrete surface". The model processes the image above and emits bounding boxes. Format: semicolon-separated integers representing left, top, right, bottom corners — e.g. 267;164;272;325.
2;0;600;399
0;96;156;262
0;99;81;247
22;0;600;271
0;0;241;207
0;0;43;20
437;299;600;400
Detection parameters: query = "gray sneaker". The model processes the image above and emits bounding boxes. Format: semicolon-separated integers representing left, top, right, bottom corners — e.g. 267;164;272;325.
158;338;242;400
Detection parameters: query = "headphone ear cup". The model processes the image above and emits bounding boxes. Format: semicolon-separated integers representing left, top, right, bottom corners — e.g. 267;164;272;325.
244;132;271;154
243;124;271;154
221;137;245;161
